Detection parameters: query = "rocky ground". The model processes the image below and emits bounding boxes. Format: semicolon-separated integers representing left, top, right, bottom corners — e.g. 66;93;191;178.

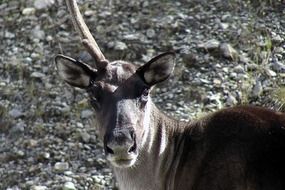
0;0;285;189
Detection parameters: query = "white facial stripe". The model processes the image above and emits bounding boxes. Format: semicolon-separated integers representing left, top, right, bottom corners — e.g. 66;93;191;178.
116;100;137;126
159;124;167;155
142;99;151;148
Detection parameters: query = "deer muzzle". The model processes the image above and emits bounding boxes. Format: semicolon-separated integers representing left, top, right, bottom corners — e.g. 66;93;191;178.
104;127;138;168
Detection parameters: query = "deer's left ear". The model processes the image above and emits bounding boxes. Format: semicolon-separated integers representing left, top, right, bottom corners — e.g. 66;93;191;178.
137;52;175;86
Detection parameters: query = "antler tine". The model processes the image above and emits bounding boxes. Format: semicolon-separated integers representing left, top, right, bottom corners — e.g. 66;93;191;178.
65;0;108;69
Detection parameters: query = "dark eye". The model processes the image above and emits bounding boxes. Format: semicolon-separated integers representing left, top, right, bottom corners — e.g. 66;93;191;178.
87;84;102;110
90;96;101;110
140;88;149;103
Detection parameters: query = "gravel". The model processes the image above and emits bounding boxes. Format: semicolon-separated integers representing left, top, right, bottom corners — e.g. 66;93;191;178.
1;0;285;189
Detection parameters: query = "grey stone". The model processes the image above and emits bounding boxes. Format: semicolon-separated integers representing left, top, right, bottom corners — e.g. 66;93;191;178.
54;162;69;172
198;39;220;50
219;22;229;30
252;80;263;97
31;72;46;79
271;60;285;72
34;0;55;10
80;131;91;143
265;68;277;77
226;94;237;106
81;109;94;119
22;7;36;15
233;65;245;73
272;34;283;44
84;10;94;17
31;186;48;190
9;108;24;119
146;29;156;38
32;26;46;40
113;41;128;51
220;43;238;60
9;122;26;135
239;54;252;64
4;31;15;39
123;34;140;41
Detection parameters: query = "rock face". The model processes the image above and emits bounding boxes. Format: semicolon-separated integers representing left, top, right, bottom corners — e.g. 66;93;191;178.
1;0;284;189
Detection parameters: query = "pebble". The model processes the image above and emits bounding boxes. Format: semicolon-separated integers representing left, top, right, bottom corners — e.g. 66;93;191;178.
34;0;55;10
146;29;156;38
54;162;69;172
27;139;38;148
233;65;245;73
31;186;48;190
198;39;220;50
226;94;237;106
9;122;25;136
24;57;33;64
220;43;238;60
265;68;277;77
123;34;140;41
15;150;25;157
4;31;15;39
9;108;24;119
32;26;46;40
272;34;283;44
64;171;74;176
80;131;91;143
62;182;76;190
22;7;36;15
46;35;53;42
31;72;46;79
84;10;94;17
81;109;94;119
113;41;128;51
213;78;222;86
252;80;263;97
239;54;252;64
271;60;285;72
42;152;50;159
219;22;229;30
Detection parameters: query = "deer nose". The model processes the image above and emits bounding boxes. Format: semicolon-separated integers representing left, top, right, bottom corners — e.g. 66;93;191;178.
105;128;137;155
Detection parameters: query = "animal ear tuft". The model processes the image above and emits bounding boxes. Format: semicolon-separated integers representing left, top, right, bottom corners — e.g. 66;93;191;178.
137;52;175;86
55;54;97;88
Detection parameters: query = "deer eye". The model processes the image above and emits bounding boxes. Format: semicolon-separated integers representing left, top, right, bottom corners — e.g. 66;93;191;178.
87;84;103;110
140;88;149;103
90;96;101;110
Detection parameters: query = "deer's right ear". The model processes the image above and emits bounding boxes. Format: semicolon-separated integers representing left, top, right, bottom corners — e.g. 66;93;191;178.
55;54;97;88
137;52;175;86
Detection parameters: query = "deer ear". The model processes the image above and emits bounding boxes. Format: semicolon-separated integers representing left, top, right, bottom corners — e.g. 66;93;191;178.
137;52;175;86
55;54;97;88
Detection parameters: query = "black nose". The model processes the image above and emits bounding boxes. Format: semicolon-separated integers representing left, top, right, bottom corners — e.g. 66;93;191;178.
105;128;137;155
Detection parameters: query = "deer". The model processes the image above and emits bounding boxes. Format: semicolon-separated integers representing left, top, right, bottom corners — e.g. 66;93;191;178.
55;0;285;189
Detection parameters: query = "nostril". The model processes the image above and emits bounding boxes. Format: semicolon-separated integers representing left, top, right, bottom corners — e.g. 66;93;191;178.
105;145;114;154
128;141;137;153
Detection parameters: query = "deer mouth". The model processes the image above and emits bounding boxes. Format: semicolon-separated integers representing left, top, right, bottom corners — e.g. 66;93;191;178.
108;155;138;168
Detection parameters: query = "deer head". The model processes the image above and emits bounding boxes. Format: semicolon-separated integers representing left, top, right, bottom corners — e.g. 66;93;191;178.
55;0;175;168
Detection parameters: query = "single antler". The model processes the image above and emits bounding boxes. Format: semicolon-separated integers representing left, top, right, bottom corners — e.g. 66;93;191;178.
65;0;108;70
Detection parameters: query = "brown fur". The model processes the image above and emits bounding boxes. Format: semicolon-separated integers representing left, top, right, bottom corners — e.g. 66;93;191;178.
170;106;285;190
